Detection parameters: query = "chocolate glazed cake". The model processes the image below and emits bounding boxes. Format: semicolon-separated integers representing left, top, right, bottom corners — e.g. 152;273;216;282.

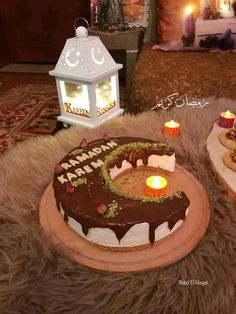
53;137;190;248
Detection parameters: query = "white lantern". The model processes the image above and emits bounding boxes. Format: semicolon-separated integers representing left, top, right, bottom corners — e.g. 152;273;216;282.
49;18;124;128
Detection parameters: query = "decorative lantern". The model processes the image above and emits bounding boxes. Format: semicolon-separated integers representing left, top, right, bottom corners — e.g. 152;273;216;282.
49;18;124;128
216;0;235;18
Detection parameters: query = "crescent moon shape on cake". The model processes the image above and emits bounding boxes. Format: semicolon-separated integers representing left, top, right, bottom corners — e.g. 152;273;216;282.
91;48;105;66
66;49;80;68
53;138;190;248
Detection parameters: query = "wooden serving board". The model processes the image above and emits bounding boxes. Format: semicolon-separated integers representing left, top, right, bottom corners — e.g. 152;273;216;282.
206;122;236;199
39;164;210;272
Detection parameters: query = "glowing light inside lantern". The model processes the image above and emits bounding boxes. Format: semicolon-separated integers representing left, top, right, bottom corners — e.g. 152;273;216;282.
61;81;90;118
145;176;167;198
95;77;117;116
59;76;118;119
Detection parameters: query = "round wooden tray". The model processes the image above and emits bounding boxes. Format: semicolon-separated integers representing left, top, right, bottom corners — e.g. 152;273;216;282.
39;164;210;272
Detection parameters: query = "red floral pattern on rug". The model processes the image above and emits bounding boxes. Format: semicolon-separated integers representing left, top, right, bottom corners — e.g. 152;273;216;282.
0;85;60;153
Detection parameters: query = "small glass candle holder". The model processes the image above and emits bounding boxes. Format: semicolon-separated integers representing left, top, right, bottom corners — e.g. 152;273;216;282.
218;110;235;128
163;120;180;137
145;176;167;198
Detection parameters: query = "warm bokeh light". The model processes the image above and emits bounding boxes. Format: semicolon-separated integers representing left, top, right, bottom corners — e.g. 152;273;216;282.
225;110;232;118
185;5;193;15
163;120;180;137
218;110;235;128
221;3;228;12
146;176;167;189
165;120;180;129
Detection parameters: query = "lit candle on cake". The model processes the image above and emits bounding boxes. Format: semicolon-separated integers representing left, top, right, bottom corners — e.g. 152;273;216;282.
163;120;180;137
145;176;167;198
183;5;195;36
218;110;235;128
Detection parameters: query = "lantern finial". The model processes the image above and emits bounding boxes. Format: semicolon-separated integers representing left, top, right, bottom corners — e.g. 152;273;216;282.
74;17;89;38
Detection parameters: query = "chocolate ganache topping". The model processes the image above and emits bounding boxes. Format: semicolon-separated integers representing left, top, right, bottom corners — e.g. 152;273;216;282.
53;137;190;245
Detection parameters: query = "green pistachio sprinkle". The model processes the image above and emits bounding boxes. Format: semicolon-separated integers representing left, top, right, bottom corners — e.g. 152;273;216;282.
70;148;85;156
104;201;119;218
100;142;184;203
71;178;87;187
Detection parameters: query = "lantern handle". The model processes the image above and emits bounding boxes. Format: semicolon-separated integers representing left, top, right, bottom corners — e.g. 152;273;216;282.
74;17;89;33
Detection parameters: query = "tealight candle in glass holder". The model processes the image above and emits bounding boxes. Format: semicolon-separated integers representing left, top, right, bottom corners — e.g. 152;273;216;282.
145;176;167;198
218;110;235;128
163;120;180;137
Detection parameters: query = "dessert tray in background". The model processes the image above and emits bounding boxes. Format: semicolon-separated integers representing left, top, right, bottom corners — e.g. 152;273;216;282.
207;122;236;199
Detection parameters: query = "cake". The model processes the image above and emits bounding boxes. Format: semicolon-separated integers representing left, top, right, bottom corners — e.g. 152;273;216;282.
218;128;236;150
53;137;190;248
223;149;236;172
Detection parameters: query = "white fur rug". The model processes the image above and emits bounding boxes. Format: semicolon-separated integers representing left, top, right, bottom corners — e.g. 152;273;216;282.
0;97;235;314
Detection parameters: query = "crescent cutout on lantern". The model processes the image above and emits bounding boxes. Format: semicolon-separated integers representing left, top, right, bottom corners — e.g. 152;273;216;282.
66;49;80;68
91;48;105;66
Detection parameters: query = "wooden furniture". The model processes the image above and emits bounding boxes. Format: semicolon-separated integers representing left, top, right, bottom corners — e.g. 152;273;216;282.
0;0;90;62
39;164;210;272
89;28;144;93
207;121;236;200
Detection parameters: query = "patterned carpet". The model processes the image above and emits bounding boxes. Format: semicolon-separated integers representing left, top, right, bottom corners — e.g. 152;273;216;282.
0;84;60;153
129;44;236;112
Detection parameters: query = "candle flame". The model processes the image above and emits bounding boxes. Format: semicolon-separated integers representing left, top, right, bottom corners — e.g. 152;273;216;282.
152;177;163;189
185;5;193;15
169;120;176;127
225;110;232;118
165;120;180;128
146;176;167;189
